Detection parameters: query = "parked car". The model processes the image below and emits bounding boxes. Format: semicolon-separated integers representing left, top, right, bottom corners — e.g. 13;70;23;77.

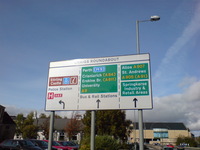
166;144;174;148
30;139;57;150
42;140;68;150
163;146;174;150
177;145;185;150
58;141;79;150
0;139;42;150
153;143;160;146
0;145;18;150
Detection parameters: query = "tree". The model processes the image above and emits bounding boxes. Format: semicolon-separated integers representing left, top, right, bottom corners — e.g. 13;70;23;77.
196;136;200;146
15;112;39;139
82;110;131;142
82;111;91;136
15;114;25;136
176;136;197;147
24;112;34;125
65;112;82;140
40;118;50;139
55;114;62;119
39;113;62;119
22;112;38;138
22;124;38;139
39;113;48;118
23;112;39;139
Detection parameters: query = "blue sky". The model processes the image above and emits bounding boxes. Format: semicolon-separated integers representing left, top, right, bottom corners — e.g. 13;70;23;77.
0;0;200;134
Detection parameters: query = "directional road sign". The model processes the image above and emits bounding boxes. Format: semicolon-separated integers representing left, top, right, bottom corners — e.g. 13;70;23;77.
45;53;153;111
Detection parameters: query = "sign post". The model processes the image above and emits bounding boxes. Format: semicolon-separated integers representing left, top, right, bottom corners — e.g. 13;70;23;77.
48;111;54;150
91;111;96;150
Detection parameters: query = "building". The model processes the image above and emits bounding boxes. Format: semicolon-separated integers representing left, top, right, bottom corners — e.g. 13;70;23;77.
128;122;191;146
0;105;16;142
34;117;84;143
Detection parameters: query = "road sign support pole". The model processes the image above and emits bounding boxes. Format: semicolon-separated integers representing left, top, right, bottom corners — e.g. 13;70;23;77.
48;111;55;150
136;20;144;150
91;110;96;150
138;109;144;150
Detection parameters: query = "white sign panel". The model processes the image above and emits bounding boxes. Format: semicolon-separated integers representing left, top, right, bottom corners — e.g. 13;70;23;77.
45;54;153;111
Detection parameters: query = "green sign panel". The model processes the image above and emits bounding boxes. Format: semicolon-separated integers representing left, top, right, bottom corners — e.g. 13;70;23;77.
81;65;117;93
121;81;149;96
121;63;149;80
121;63;149;96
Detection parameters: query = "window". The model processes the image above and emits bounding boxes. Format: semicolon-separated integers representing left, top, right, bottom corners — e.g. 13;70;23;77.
154;132;168;138
153;128;168;138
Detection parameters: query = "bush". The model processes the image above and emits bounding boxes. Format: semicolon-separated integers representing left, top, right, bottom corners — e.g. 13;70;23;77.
176;136;197;147
95;135;120;150
79;136;90;150
79;135;121;150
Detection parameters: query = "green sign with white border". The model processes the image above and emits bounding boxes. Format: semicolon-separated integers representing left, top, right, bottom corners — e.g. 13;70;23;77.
121;81;149;96
81;65;118;93
121;63;149;80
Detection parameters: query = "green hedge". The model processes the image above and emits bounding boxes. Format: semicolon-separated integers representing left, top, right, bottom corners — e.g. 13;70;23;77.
80;135;122;150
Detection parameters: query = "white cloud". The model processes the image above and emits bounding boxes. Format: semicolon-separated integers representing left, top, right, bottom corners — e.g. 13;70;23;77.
178;76;198;89
184;80;200;102
127;79;200;131
154;2;200;80
4;105;31;116
4;104;83;119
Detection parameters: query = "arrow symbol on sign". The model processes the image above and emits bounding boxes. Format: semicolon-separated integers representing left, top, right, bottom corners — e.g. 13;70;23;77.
59;100;65;109
133;98;138;108
96;99;101;108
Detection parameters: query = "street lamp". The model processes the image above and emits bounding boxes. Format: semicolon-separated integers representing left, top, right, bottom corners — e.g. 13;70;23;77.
136;15;160;150
150;15;160;21
136;15;160;54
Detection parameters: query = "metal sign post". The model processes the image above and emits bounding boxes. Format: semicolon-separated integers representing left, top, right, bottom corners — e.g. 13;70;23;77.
48;111;55;150
136;19;145;150
91;111;96;150
138;109;144;150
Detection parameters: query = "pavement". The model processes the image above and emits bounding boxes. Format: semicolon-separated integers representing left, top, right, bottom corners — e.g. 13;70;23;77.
145;144;200;150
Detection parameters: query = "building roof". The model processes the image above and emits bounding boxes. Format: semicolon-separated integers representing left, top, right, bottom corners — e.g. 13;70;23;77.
34;118;84;131
0;105;5;109
2;112;16;125
133;122;187;130
34;118;69;130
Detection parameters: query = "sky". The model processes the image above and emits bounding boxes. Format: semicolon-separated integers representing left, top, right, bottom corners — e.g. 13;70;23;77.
0;0;200;136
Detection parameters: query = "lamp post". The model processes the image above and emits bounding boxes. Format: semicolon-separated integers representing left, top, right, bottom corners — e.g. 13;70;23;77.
136;15;160;54
136;15;160;150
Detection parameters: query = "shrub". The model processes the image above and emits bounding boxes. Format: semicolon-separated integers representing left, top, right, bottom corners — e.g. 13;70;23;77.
79;135;121;150
176;136;197;147
79;136;90;150
95;135;120;150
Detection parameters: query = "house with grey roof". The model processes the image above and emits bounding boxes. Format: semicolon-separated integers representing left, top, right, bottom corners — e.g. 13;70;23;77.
33;117;84;143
